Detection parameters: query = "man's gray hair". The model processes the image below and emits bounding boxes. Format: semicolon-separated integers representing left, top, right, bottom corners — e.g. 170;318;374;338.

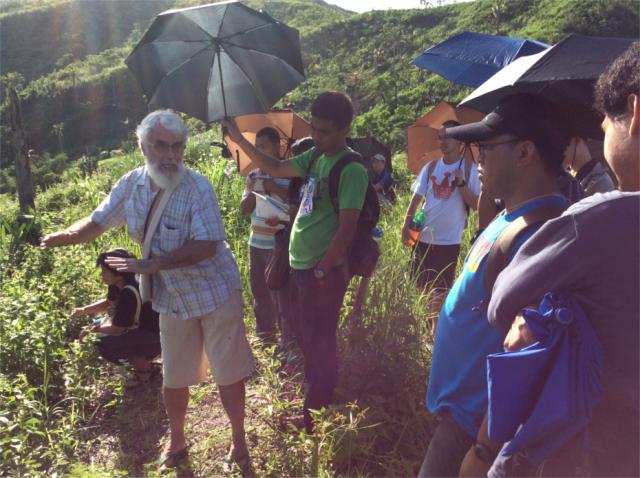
136;109;189;146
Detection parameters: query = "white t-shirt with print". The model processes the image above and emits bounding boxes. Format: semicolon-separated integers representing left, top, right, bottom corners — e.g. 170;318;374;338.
410;158;480;245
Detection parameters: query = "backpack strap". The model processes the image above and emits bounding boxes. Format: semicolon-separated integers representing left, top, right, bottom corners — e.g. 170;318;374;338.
484;205;565;294
304;147;323;178
122;284;142;328
425;160;438;186
327;151;366;212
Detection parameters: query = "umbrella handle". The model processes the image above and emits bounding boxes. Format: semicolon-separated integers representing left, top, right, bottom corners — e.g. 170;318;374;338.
461;143;475;165
235;148;240;173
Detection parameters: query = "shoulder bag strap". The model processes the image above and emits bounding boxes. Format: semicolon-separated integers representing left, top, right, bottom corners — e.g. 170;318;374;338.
484;204;565;294
122;284;142;328
139;189;172;303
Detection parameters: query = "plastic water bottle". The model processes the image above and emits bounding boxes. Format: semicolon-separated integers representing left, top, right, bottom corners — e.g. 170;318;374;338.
404;210;426;247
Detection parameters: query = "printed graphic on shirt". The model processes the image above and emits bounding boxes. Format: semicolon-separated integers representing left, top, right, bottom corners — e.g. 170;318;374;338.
299;177;316;217
466;234;492;273
430;171;455;200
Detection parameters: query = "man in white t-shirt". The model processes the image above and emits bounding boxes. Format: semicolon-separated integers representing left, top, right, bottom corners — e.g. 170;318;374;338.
402;120;480;332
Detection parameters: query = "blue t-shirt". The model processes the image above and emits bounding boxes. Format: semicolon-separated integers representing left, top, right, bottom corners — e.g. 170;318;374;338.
426;194;569;437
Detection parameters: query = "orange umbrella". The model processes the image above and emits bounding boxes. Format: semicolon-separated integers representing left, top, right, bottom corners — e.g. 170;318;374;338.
407;101;484;174
223;108;312;176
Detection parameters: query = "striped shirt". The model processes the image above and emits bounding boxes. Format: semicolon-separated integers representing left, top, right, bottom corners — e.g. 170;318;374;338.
242;169;290;249
91;166;241;319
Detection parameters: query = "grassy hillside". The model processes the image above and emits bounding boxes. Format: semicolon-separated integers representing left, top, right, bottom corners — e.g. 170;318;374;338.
291;0;639;148
1;0;637;197
0;0;351;191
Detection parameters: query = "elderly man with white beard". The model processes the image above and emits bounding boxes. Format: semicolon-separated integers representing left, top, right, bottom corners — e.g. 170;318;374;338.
41;110;255;471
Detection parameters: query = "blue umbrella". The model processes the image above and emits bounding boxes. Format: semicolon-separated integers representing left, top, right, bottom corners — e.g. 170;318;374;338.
411;32;548;88
486;292;603;465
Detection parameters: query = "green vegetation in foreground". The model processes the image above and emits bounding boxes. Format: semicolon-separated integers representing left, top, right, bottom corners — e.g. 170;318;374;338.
0;129;480;476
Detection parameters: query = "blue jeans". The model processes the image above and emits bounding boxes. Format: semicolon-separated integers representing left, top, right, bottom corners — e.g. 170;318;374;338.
290;265;349;431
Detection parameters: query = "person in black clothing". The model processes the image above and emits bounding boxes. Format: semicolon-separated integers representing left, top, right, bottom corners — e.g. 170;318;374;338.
72;248;161;374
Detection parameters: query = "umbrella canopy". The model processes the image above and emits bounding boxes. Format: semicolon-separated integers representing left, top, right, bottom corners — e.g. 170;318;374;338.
487;292;603;466
347;136;393;173
407;101;483;174
126;1;305;123
411;32;548;88
223;109;311;176
460;34;636;138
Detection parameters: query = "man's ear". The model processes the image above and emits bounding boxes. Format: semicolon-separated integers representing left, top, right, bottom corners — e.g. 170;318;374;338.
628;93;639;137
516;140;536;167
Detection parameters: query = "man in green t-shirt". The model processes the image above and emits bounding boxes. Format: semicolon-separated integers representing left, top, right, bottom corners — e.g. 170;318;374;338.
223;92;369;431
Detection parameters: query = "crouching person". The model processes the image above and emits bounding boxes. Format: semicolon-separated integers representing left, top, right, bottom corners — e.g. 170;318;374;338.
73;248;160;378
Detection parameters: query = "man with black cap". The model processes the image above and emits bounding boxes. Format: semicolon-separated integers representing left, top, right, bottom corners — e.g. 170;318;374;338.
484;41;639;478
418;93;571;477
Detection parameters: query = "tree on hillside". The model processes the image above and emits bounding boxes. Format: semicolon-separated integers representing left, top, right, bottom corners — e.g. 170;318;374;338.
2;73;35;214
52;122;64;153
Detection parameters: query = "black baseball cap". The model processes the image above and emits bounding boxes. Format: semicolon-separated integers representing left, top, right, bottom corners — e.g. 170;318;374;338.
445;94;570;155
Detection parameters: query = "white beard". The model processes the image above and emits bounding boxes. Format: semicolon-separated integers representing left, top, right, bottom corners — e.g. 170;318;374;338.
145;157;186;191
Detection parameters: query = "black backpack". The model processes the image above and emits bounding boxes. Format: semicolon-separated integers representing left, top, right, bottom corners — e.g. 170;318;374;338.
327;152;381;278
289;148;381;278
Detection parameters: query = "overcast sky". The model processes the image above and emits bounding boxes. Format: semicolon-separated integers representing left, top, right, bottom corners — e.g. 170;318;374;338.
324;0;425;13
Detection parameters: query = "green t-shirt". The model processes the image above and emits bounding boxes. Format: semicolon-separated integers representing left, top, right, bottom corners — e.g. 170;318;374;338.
289;147;369;270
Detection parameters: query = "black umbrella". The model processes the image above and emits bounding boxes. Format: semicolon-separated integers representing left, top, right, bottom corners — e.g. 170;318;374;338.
125;1;305;123
460;35;635;138
347;136;392;172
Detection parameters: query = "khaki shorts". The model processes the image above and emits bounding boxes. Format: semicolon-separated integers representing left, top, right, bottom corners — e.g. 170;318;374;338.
160;291;255;388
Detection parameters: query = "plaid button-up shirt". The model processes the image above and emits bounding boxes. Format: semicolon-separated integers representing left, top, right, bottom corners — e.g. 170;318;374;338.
91;166;241;319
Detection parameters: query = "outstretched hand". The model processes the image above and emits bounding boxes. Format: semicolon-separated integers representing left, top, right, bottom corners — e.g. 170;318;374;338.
40;230;71;249
104;256;158;275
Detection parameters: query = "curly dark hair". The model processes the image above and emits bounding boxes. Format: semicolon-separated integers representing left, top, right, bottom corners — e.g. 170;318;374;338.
594;42;640;117
311;91;354;129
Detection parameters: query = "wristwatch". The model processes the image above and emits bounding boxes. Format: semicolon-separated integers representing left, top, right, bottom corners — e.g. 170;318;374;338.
473;441;498;463
313;268;326;280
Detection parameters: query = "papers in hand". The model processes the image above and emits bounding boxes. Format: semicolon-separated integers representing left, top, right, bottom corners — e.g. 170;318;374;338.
252;192;290;221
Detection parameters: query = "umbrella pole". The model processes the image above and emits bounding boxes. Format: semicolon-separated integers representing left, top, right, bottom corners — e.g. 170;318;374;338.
235;149;240;173
216;45;229;119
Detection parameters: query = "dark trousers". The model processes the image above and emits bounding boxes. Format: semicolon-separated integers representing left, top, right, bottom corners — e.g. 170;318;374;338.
249;246;296;347
249;246;278;340
290;265;349;431
411;242;461;291
98;327;161;364
418;412;475;477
